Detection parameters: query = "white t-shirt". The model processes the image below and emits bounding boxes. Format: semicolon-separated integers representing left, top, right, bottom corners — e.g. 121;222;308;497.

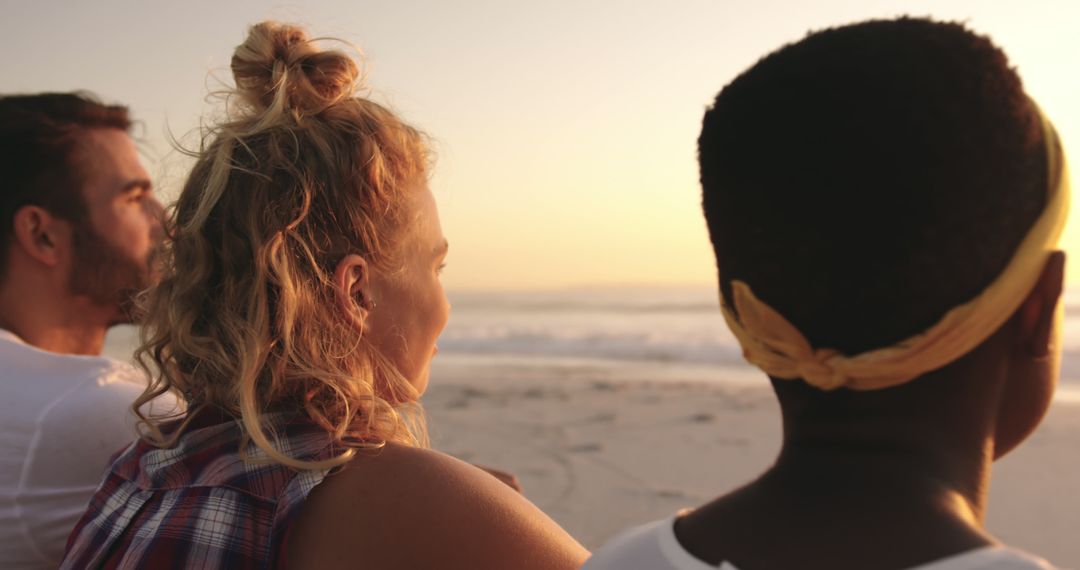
0;329;171;569
582;517;1059;570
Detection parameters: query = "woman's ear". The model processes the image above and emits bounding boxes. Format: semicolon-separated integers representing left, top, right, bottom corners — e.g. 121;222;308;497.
334;254;371;334
1017;251;1065;357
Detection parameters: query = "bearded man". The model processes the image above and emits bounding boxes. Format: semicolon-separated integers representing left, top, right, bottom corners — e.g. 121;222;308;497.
0;92;169;569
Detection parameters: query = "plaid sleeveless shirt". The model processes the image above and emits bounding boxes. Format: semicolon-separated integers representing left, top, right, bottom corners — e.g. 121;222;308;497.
60;412;339;569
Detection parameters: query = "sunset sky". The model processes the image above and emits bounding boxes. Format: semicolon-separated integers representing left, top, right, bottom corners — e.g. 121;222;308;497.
3;0;1078;290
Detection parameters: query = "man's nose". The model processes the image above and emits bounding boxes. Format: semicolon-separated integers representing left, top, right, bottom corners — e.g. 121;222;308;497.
146;197;169;235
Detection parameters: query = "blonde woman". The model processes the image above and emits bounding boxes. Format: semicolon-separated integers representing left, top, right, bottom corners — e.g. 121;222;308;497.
61;22;587;570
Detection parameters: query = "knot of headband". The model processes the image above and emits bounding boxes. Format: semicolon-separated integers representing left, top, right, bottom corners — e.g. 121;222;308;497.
720;102;1070;391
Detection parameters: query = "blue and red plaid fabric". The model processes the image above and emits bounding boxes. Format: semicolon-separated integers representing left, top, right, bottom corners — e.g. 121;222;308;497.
60;413;338;569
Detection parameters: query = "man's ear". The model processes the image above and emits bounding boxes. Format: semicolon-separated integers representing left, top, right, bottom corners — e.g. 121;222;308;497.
334;253;371;333
11;205;68;267
1017;250;1065;357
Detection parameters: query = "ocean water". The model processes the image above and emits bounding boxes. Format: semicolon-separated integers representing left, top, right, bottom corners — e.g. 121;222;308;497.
103;286;1080;401
442;287;737;366
442;287;1080;400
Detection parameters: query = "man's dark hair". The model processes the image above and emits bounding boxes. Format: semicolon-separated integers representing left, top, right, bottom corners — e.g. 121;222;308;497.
0;92;132;279
699;17;1047;356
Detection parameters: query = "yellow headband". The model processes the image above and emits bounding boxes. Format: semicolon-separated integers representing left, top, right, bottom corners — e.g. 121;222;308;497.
720;104;1070;391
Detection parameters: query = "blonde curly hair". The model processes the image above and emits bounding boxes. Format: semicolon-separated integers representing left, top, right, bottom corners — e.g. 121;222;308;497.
133;21;431;469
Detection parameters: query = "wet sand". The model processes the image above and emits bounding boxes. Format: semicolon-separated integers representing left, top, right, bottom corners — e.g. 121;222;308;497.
425;355;1080;566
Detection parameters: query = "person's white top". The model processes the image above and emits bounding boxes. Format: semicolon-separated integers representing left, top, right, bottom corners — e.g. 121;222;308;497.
0;329;174;569
582;517;1060;570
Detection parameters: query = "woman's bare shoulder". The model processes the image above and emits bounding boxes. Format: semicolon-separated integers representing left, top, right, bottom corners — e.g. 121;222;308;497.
283;443;588;570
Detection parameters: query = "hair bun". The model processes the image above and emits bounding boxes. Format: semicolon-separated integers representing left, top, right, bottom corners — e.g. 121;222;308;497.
231;21;360;115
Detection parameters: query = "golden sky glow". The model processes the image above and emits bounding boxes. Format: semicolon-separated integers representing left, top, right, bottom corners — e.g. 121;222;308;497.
3;0;1078;290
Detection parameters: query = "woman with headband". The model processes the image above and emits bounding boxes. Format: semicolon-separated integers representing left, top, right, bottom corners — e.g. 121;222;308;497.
585;18;1066;570
60;22;588;570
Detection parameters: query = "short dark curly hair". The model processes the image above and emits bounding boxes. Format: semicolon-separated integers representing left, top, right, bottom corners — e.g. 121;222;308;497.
699;17;1047;356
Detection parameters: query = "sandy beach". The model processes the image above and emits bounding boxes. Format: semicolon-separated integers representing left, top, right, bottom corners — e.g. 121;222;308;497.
425;354;1080;567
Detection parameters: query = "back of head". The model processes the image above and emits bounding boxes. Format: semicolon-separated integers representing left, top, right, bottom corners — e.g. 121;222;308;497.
137;22;431;467
0;92;131;282
699;18;1046;360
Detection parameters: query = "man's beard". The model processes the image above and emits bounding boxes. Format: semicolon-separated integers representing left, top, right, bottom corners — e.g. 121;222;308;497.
67;222;159;325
